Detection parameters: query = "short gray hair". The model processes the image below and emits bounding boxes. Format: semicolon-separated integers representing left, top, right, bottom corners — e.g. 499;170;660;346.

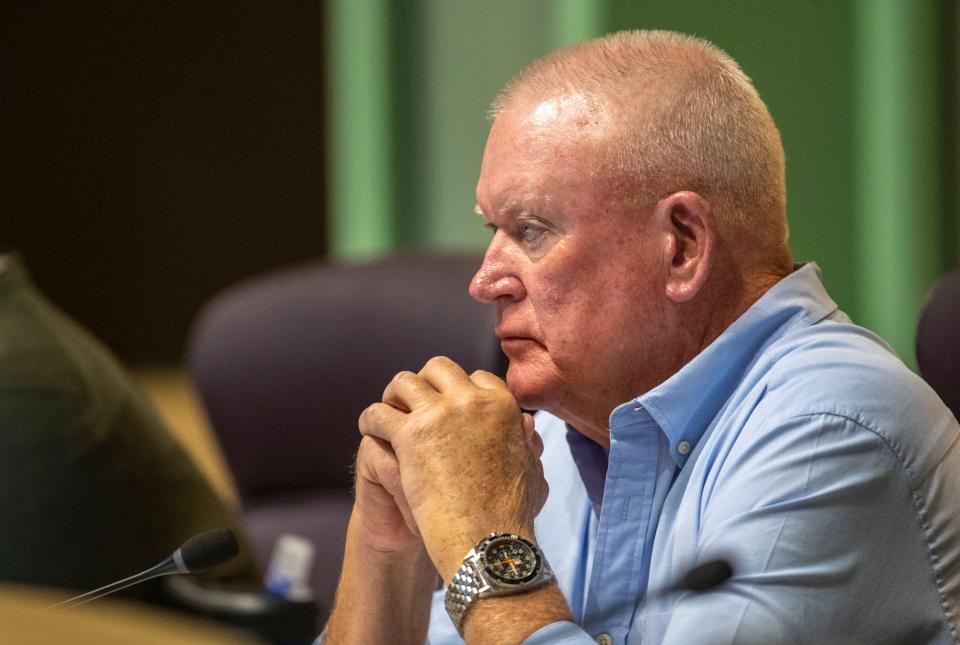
492;30;788;245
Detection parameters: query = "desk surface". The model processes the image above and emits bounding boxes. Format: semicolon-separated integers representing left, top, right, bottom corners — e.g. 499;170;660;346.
0;584;263;644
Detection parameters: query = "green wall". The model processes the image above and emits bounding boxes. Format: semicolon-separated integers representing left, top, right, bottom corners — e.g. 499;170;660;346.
611;1;859;318
325;0;956;368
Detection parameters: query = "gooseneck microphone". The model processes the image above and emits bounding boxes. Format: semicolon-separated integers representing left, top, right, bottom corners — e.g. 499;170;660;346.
668;559;733;594
49;528;239;610
643;559;733;606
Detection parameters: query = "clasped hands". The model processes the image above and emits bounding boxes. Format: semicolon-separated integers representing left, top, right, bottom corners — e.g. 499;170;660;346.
354;356;546;581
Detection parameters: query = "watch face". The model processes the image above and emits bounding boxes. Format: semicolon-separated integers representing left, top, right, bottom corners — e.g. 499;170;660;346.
481;535;541;584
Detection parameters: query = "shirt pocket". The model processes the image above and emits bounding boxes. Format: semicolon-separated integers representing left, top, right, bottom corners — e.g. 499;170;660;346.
629;608;671;645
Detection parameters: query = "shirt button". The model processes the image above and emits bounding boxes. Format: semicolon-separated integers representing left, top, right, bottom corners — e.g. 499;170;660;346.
677;440;692;455
595;634;613;645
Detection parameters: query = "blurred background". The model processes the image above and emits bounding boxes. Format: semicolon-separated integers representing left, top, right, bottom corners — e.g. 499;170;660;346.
4;0;959;493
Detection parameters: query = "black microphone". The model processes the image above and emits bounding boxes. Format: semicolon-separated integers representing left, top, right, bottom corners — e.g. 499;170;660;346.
644;559;733;605
49;528;239;610
668;559;733;593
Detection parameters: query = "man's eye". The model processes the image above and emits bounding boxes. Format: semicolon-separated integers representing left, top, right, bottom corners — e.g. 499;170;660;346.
518;222;543;243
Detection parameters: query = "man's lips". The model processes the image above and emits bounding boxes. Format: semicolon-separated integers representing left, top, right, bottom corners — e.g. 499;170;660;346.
497;332;545;348
496;327;534;340
495;322;545;347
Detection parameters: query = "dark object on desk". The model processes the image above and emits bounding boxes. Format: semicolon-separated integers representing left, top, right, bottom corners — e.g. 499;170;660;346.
187;253;506;625
164;576;318;645
0;252;259;599
917;269;960;420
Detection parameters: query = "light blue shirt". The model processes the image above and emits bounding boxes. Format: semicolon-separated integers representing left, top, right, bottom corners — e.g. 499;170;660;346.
426;264;960;644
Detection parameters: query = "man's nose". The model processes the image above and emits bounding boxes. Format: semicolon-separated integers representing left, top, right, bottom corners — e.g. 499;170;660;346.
469;241;526;304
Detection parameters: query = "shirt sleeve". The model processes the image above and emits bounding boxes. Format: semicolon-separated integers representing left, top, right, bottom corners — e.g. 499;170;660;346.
656;412;949;644
523;621;598;644
425;587;597;644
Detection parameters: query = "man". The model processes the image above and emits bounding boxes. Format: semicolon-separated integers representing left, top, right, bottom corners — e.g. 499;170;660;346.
324;31;960;644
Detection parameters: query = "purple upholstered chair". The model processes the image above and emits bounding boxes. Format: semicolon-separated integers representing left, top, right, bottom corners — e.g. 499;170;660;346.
916;269;960;421
186;253;506;623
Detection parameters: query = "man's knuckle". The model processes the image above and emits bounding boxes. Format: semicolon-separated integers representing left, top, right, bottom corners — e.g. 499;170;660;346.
421;356;454;377
485;387;516;409
359;403;381;425
392;370;417;387
407;418;432;443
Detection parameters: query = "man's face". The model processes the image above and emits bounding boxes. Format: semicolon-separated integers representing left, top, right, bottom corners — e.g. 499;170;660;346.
470;95;670;423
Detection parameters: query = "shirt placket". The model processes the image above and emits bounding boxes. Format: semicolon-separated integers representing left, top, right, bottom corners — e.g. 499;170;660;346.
581;409;662;645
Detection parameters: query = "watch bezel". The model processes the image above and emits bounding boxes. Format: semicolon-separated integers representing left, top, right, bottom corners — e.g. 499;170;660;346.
477;533;543;586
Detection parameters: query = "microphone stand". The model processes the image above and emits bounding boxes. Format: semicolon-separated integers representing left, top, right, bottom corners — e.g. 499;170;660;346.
50;557;183;611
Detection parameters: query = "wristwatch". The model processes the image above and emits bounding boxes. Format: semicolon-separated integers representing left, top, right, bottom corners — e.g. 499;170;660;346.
444;532;554;636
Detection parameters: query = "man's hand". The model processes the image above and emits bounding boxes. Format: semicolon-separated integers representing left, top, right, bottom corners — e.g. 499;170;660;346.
358;356;546;581
332;356;567;645
325;438;436;645
353;434;422;554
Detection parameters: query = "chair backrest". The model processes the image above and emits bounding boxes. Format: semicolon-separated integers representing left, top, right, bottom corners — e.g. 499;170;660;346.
187;253;506;501
916;269;960;421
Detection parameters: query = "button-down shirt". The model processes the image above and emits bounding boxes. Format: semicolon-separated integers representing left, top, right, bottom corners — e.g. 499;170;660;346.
426;264;960;644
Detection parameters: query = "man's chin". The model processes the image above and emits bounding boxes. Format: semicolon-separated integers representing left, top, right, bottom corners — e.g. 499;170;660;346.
505;367;559;412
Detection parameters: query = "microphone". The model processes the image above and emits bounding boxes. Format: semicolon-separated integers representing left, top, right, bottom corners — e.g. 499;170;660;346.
667;559;732;593
644;559;733;605
49;528;239;610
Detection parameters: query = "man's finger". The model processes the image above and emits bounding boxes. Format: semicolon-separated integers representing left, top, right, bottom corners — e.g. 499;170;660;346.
382;370;438;411
381;471;421;537
366;437;421;537
469;369;508;391
418;356;472;393
528;429;544;458
359;401;407;442
521;412;536;436
520;413;544;457
356;436;420;537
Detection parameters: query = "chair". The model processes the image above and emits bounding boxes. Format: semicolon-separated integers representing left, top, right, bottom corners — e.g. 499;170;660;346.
186;253;506;624
916;269;960;421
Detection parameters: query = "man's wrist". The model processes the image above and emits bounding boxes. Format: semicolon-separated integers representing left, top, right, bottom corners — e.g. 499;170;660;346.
427;522;537;583
324;513;436;645
462;581;573;645
349;501;428;559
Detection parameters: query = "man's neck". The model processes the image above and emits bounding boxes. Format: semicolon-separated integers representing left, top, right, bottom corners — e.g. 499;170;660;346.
557;266;790;450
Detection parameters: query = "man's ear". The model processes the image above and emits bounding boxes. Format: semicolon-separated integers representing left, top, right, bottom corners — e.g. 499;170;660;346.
652;191;716;303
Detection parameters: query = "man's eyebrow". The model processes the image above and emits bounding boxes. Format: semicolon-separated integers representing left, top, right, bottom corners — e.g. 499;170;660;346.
474;198;537;219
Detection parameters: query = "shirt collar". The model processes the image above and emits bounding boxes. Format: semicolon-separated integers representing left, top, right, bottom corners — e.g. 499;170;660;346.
618;262;838;467
565;427;608;517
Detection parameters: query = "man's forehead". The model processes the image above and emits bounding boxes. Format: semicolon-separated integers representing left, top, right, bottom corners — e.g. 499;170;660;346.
483;93;614;175
478;93;618;215
510;92;612;135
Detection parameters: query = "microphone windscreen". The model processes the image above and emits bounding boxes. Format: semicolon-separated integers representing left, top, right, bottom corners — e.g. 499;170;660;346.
675;559;733;593
177;528;239;573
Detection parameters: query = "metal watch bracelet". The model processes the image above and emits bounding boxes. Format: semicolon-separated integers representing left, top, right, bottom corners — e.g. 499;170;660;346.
444;533;554;636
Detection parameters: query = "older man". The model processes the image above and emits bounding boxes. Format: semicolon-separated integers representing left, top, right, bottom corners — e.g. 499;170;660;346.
324;31;960;644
